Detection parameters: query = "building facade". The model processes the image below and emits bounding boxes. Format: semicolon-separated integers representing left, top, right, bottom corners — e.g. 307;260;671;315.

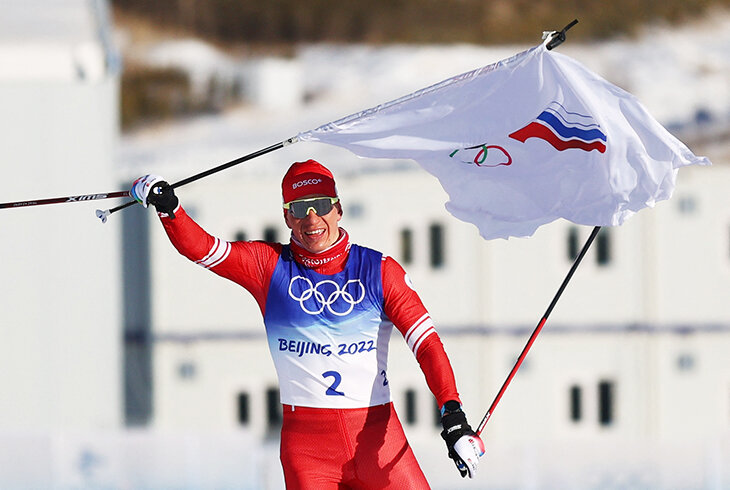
0;1;122;487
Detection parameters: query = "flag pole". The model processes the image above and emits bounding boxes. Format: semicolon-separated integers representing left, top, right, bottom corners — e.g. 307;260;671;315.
546;19;578;50
476;225;601;436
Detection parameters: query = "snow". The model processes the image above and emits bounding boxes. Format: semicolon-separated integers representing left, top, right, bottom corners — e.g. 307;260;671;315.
140;38;239;96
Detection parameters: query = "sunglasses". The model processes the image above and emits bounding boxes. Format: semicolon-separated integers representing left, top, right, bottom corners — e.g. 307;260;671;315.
283;197;339;219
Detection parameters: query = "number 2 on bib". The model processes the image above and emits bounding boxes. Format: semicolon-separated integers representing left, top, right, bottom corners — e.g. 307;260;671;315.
322;370;345;396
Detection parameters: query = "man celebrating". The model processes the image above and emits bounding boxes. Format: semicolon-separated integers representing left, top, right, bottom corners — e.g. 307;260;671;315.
132;159;484;488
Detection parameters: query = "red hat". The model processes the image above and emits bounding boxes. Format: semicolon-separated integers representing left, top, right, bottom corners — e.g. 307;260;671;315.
282;159;338;203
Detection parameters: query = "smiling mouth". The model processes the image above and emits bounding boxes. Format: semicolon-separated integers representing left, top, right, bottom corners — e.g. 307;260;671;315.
305;229;324;237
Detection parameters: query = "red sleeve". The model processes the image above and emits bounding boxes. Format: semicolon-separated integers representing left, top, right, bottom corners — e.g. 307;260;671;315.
159;206;280;314
381;256;461;408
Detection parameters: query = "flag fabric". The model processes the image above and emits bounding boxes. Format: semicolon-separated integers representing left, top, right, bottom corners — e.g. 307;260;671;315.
297;37;710;240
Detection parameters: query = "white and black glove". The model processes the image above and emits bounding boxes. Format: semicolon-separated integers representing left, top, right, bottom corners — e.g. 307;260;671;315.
131;174;179;217
440;400;485;479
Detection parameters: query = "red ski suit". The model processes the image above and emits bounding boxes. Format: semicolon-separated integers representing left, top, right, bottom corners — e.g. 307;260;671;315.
160;207;460;489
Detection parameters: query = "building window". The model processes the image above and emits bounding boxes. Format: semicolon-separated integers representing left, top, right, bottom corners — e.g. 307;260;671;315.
237;392;250;425
678;196;696;214
177;361;196;380
510;354;530;373
429;223;445;268
185;205;199;220
598;380;615;426
266;387;282;430
677;353;696;372
263;226;278;243
569;385;582;422
596;228;612;266
404;389;417;425
234;230;247;242
346;202;365;219
567;227;580;261
400;228;413;265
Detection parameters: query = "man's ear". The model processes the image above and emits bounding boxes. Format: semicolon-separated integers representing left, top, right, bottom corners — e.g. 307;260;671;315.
283;208;293;229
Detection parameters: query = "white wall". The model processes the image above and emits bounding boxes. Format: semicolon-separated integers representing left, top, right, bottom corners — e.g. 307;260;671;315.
0;0;121;431
0;79;122;431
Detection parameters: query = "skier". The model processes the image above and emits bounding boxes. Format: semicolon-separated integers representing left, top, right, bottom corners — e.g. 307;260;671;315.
131;159;485;489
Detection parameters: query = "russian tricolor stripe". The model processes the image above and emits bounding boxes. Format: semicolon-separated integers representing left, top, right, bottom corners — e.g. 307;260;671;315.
195;238;231;269
510;101;607;153
405;313;436;356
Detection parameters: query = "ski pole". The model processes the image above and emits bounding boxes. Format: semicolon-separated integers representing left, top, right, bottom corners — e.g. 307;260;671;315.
476;225;601;436
0;191;131;210
95;137;298;223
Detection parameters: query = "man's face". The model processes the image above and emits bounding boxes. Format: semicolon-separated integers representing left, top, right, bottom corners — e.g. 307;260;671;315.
284;195;342;253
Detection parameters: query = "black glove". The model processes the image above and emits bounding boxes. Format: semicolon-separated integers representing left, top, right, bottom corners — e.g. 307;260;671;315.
148;181;179;217
440;400;484;478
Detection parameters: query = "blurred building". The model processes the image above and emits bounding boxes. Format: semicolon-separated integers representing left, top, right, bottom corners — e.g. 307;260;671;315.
0;0;122;487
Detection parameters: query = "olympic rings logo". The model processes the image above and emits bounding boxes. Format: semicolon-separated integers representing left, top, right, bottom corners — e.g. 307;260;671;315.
449;143;512;167
288;276;366;316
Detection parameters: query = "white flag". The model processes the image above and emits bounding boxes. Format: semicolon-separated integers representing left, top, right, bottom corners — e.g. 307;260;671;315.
298;38;710;240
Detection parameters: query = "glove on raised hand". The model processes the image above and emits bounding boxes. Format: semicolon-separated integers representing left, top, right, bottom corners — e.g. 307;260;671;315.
131;174;178;216
440;400;485;479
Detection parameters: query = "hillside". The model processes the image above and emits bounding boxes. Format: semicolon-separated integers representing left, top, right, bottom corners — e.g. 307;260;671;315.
112;0;730;46
112;2;730;133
